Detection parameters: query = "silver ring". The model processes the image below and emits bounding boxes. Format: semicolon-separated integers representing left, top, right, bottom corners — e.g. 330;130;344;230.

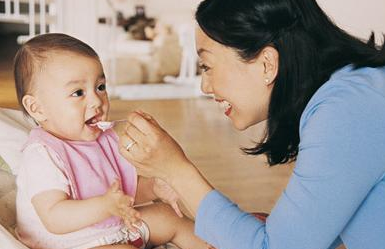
125;141;136;151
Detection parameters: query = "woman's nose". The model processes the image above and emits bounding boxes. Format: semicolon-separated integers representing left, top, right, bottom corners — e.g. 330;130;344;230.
201;78;213;94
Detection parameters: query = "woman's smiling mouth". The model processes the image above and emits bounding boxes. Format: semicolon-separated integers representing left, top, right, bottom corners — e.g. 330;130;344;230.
215;99;233;116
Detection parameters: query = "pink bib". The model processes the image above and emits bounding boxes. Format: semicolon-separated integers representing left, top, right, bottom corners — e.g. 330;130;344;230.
23;127;137;228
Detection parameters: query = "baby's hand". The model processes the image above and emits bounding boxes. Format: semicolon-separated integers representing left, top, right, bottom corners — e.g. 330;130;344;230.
104;180;142;232
152;178;183;217
122;206;142;233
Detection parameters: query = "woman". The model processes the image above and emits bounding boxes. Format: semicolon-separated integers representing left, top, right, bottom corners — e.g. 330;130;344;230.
119;0;385;248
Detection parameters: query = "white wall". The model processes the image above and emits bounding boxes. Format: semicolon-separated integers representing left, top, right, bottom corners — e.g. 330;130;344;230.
61;0;99;49
60;0;385;49
113;0;201;25
119;0;385;43
55;0;385;59
317;0;385;44
1;0;383;43
60;0;201;56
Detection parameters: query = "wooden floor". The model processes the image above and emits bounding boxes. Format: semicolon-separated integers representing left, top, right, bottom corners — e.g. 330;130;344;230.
0;35;345;249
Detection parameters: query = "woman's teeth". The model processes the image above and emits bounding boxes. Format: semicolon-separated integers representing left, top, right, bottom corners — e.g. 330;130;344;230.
219;100;232;114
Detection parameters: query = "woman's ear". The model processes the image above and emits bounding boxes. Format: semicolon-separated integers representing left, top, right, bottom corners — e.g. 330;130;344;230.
262;46;279;85
22;95;47;122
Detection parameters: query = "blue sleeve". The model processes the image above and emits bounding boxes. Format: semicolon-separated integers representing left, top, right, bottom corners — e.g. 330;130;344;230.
195;79;385;249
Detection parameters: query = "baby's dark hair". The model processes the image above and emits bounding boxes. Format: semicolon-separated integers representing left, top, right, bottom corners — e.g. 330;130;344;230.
14;33;100;115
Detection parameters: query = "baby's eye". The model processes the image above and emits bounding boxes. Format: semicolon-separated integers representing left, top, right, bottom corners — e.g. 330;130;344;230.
71;89;84;97
97;83;106;92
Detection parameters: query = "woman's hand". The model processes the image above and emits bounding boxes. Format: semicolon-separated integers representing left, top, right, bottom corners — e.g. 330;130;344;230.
103;180;142;232
152;178;183;217
119;110;214;217
119;110;191;181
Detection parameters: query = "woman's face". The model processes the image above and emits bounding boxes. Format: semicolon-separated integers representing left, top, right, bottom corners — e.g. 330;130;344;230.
195;27;277;130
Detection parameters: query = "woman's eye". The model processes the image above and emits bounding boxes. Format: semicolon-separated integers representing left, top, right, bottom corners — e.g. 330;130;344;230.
71;89;84;97
97;83;106;92
199;63;211;72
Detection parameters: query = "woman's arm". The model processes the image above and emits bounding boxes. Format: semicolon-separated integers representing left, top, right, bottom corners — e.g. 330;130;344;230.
135;176;157;204
167;161;213;217
195;81;385;249
119;111;213;217
119;93;385;249
135;173;211;217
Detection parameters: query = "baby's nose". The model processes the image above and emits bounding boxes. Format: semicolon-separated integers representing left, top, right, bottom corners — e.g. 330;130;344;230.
88;93;103;109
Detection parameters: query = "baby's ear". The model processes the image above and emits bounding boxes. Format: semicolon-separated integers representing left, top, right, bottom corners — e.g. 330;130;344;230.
22;94;47;122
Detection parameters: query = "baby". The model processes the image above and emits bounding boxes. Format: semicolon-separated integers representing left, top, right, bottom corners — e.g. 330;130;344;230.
14;33;209;249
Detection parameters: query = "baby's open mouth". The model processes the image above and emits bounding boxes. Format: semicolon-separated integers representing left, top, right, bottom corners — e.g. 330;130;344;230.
85;115;101;126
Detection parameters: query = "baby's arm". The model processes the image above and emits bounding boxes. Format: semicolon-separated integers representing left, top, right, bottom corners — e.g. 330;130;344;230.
31;181;140;234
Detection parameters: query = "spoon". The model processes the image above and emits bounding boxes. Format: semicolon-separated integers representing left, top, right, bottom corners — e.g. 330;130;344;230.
91;119;127;131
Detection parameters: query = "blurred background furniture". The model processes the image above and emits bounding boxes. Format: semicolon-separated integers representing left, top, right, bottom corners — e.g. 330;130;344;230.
0;0;64;43
0;0;202;100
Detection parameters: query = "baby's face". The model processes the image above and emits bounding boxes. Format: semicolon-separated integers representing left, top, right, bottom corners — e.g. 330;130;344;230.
33;51;109;141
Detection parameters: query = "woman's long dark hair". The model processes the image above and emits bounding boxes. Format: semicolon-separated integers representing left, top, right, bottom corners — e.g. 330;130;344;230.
196;0;385;166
